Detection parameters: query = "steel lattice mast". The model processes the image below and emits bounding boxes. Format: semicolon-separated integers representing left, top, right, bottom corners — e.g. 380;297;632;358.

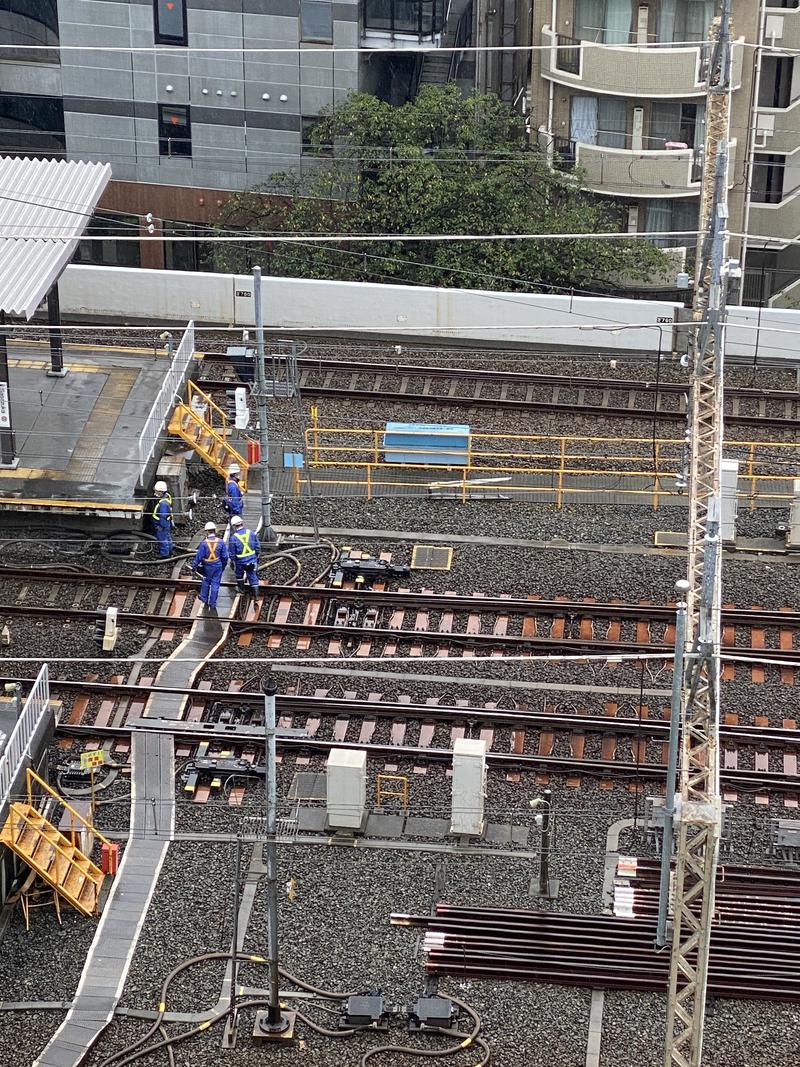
663;3;732;1066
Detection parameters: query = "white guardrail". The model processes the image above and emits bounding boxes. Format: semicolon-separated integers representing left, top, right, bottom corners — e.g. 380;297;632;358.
0;664;50;812
136;321;195;486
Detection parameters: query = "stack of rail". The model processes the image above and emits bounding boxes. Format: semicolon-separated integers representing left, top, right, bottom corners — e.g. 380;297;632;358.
391;863;800;1001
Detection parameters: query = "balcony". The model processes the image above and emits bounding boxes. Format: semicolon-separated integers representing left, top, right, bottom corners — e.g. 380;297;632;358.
541;27;744;99
361;0;445;47
547;134;737;200
749;188;800;245
755;99;800;155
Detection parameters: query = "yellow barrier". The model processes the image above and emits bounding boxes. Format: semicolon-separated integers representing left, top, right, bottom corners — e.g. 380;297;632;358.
300;425;800;510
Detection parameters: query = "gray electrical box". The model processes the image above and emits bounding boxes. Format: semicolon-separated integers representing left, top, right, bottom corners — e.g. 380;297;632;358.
787;480;800;548
450;738;486;837
720;457;739;543
326;748;367;830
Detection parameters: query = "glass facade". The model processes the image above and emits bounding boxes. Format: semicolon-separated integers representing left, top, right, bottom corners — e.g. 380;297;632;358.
362;0;445;38
0;0;59;49
0;93;65;157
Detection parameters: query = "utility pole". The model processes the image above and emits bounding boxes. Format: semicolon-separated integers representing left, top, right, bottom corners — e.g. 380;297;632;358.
664;2;732;1064
253;677;306;1043
251;266;277;542
656;580;690;949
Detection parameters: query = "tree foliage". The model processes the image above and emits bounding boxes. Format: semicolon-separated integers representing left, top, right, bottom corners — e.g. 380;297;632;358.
213;86;666;292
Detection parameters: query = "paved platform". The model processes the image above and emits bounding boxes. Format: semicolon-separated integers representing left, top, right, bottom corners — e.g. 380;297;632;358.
1;342;174;518
35;493;262;1067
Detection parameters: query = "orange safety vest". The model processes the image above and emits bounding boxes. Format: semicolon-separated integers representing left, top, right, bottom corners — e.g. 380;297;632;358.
204;536;219;562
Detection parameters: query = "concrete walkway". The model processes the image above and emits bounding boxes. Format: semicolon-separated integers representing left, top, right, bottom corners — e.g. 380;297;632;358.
35;496;261;1067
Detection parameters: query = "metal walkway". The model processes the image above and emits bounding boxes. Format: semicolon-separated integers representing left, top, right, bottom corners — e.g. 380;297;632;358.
35;495;262;1067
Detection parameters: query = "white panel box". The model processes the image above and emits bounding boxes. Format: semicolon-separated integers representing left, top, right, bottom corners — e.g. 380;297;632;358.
450;738;486;837
787;479;800;548
326;748;367;829
720;458;740;543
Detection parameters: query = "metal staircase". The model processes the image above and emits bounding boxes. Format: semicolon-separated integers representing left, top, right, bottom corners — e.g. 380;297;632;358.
1;771;111;919
168;381;250;488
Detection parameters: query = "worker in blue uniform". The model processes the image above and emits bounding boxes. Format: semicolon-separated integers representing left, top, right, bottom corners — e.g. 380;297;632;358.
227;515;261;594
193;521;229;609
151;480;173;558
224;464;244;517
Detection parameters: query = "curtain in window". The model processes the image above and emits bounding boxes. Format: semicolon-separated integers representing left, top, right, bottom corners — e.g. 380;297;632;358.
683;0;714;43
656;0;677;43
645;199;673;246
574;0;604;42
598;98;627;148
671;198;699;238
604;0;632;43
570;95;599;145
650;101;681;147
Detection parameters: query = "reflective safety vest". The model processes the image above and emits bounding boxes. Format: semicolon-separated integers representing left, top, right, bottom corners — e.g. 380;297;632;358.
204;536;220;562
152;493;172;520
232;529;256;560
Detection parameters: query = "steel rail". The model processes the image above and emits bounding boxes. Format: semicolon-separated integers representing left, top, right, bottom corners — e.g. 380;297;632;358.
53;722;800;791
21;675;798;747
198;355;800;427
2;569;799;629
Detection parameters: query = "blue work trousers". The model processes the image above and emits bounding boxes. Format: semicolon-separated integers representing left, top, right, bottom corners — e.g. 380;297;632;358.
154;524;172;558
198;561;225;607
233;558;259;590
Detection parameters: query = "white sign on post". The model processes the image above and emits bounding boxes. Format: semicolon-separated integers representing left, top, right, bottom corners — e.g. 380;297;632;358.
0;383;10;429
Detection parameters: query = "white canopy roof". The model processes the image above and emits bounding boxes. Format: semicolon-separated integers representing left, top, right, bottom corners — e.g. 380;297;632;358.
0;156;112;320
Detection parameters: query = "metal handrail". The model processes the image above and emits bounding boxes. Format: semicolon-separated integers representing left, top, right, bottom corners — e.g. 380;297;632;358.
0;664;50;813
26;767;113;852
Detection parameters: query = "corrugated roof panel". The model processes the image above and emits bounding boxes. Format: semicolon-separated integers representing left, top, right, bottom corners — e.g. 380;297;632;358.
0;156;112;319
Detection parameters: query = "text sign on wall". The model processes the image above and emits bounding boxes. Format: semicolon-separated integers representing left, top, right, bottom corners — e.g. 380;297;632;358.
0;383;10;429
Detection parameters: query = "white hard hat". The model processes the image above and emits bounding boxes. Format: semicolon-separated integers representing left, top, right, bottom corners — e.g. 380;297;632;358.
229;464;241;475
230;515;243;527
204;521;217;532
154;480;168;493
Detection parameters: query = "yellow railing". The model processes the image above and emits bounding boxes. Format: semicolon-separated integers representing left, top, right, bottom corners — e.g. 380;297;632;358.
187;379;230;436
26;767;113;852
300;426;800;509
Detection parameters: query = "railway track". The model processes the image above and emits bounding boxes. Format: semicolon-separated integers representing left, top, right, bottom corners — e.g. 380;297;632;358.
2;568;799;678
198;354;800;430
17;678;800;801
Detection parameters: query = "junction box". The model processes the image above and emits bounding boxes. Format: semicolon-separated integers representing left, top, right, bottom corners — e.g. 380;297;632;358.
326;748;367;830
450;738;486;837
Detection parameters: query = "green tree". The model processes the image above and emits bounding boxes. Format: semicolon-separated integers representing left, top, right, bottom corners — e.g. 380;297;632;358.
214;86;666;292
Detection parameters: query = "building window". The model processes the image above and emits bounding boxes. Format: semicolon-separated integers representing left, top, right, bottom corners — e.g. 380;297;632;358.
301;0;333;43
0;92;65;157
655;0;714;44
569;95;627;149
158;104;191;157
163;221;216;272
752;154;785;205
301;116;333;154
574;0;633;45
644;199;699;248
154;0;187;46
74;211;142;268
1;0;59;49
758;56;794;110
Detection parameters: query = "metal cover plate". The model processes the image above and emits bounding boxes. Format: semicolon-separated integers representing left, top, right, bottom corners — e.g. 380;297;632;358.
410;545;453;570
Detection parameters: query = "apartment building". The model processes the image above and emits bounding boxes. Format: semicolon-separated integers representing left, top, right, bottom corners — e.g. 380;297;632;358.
527;1;800;305
0;0;446;269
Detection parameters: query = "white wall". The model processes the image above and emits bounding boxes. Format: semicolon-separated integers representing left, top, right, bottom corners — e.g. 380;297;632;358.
59;265;683;352
59;264;800;362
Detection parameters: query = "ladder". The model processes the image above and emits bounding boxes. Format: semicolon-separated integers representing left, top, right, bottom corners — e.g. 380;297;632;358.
1;802;105;917
168;380;250;488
